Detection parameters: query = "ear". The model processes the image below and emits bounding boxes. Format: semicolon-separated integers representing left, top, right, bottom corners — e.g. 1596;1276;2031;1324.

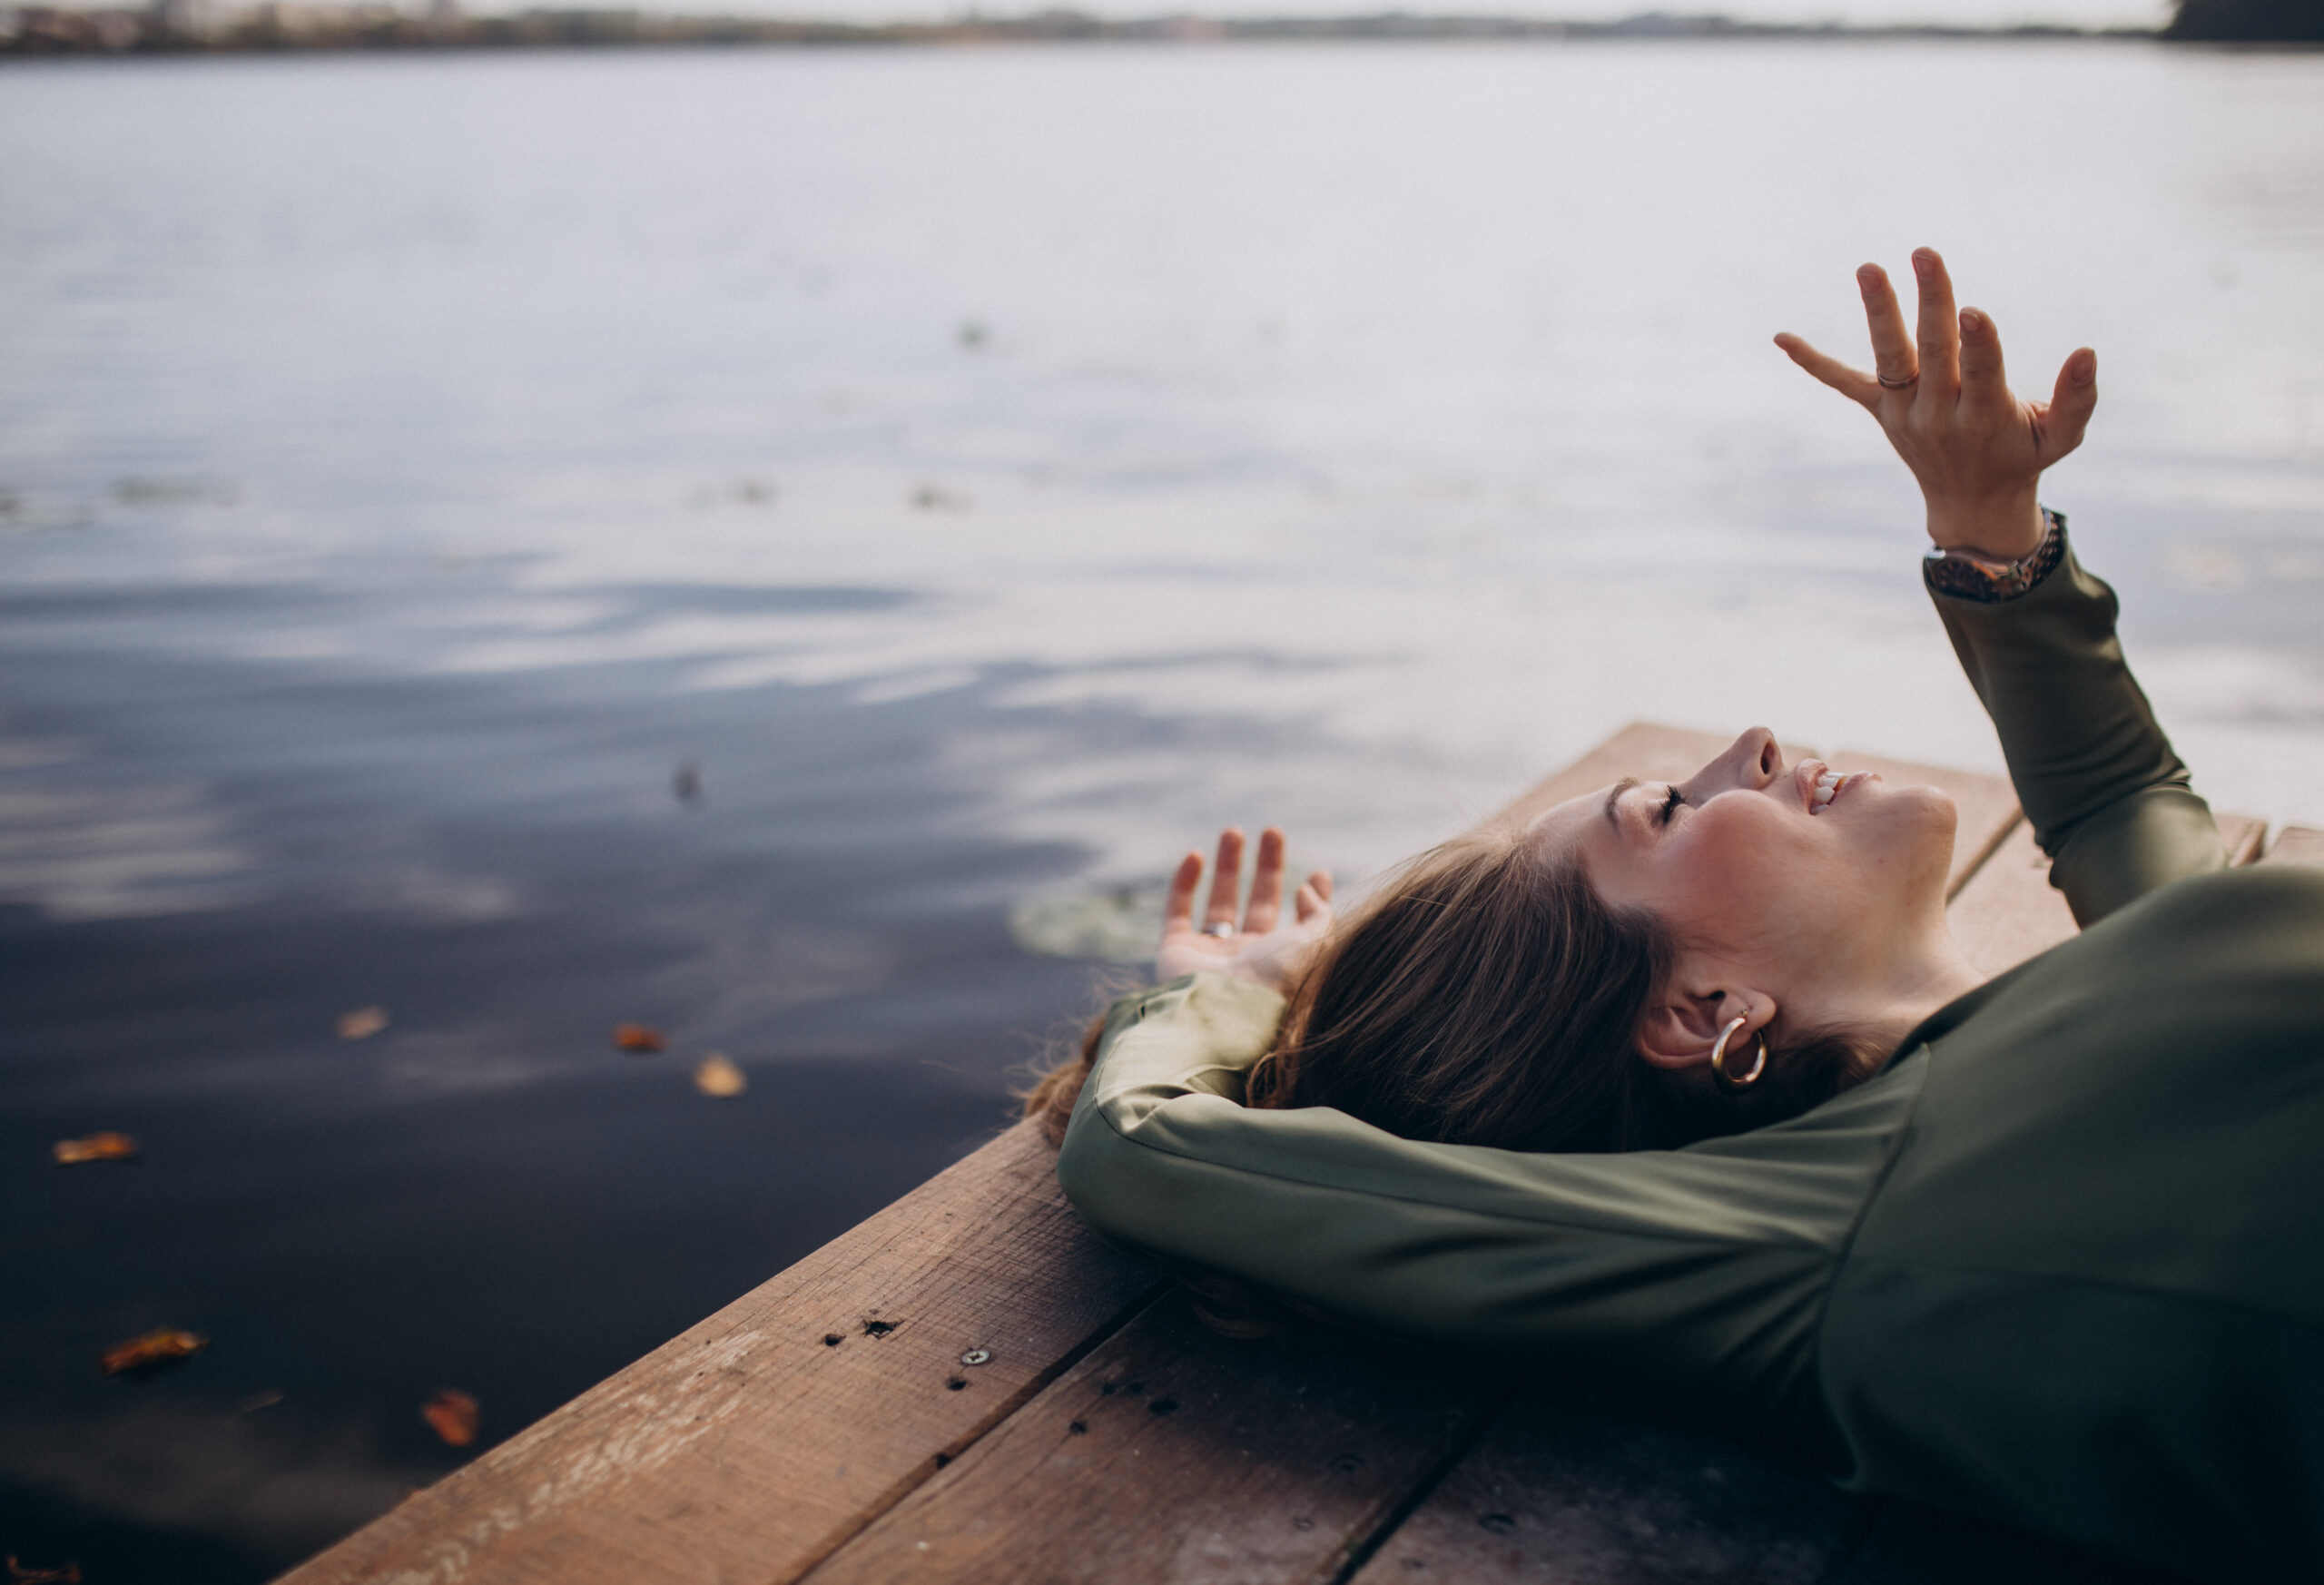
1634;988;1776;1073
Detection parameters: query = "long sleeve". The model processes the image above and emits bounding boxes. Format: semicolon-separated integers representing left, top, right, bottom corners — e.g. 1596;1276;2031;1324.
1929;528;2223;926
1055;972;1916;1455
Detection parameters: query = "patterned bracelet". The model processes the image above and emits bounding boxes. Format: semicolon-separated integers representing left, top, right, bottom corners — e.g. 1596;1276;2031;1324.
1924;507;2067;604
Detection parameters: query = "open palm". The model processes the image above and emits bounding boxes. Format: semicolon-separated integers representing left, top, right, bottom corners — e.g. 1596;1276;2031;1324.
1156;825;1334;993
1776;247;2097;561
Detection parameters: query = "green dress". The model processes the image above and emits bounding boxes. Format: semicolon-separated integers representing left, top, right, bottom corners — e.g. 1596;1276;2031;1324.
1054;536;2324;1584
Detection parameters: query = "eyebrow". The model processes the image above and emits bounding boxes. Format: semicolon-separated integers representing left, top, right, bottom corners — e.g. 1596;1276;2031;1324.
1602;777;1640;831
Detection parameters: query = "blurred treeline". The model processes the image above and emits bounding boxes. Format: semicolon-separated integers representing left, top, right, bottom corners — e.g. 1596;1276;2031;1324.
2;0;2318;59
2166;0;2324;38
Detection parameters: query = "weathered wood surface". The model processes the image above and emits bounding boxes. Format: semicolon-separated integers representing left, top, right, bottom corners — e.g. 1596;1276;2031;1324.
280;724;2277;1585
804;1293;1493;1585
1348;1385;1859;1585
278;1121;1159;1585
2262;825;2324;866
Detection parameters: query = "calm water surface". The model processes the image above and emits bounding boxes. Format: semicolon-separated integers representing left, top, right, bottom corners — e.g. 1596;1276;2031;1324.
3;40;2321;1579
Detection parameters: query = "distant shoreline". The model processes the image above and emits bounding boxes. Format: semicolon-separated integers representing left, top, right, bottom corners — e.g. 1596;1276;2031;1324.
1;8;2185;60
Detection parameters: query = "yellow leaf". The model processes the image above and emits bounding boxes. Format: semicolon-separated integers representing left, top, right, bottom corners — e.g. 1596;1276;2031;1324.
694;1054;747;1098
54;1132;138;1167
99;1328;206;1377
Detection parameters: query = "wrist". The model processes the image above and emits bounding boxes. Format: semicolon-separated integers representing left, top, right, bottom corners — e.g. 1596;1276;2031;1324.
1925;507;2066;604
1925;493;2044;562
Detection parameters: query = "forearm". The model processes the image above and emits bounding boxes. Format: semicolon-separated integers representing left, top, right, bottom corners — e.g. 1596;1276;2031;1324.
1930;521;2222;923
1053;975;1844;1413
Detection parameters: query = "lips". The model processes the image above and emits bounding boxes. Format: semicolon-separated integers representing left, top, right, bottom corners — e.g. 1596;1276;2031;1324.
1795;758;1874;816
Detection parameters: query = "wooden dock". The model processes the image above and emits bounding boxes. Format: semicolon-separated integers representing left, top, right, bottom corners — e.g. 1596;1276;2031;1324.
278;724;2311;1585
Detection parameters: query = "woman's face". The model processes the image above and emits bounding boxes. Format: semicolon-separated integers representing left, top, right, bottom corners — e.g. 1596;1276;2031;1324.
1531;728;1959;999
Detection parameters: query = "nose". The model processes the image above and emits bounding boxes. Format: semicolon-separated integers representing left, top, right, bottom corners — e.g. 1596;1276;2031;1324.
1679;727;1782;803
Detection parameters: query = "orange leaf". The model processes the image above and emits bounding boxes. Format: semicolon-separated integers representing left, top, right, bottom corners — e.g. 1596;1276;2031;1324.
99;1328;206;1377
337;1006;390;1040
422;1387;479;1447
7;1557;85;1584
613;1023;666;1054
54;1132;138;1167
694;1054;747;1098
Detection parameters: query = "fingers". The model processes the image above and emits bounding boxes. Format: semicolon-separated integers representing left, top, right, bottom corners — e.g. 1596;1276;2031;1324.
1857;263;1918;391
1181;828;1324;940
1162;851;1203;937
1294;870;1334;925
1956;307;2008;416
2033;346;2099;466
1773;332;1881;409
1242;827;1285;934
1203;828;1245;931
1911;247;1959;392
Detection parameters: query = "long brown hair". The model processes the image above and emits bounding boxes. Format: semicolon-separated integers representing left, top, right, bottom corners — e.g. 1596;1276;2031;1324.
1030;822;1872;1155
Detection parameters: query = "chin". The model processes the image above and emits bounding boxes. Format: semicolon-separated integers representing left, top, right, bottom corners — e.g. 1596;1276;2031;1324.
1882;782;1959;895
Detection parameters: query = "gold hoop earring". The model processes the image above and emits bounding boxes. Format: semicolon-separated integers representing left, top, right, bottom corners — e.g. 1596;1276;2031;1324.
1710;1014;1768;1094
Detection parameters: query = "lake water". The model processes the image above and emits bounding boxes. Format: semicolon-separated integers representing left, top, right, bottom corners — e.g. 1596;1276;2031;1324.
3;39;2321;1580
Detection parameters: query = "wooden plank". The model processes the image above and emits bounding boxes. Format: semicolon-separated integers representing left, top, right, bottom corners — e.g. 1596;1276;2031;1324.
2261;826;2324;866
278;1120;1160;1585
1345;1383;1858;1585
802;1292;1495;1585
1949;811;2267;979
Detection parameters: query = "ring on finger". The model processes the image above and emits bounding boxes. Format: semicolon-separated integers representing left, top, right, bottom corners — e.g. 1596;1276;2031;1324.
1877;369;1919;389
1202;921;1235;939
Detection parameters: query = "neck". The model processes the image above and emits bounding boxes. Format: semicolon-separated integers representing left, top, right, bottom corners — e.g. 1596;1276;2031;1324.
1821;928;1986;1079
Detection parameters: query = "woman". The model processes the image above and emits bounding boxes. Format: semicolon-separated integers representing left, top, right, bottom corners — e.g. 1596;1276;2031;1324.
1038;250;2324;1584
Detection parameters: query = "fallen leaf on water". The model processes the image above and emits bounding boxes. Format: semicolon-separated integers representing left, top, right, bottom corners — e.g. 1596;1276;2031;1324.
337;1006;390;1040
54;1132;138;1167
99;1328;207;1377
7;1556;84;1585
694;1054;747;1098
613;1023;666;1054
422;1388;479;1447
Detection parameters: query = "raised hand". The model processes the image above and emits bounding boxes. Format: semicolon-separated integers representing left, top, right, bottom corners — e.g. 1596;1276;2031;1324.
1775;247;2097;561
1155;825;1334;992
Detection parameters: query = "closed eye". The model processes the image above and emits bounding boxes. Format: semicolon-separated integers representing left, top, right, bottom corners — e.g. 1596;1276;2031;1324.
1658;784;1684;825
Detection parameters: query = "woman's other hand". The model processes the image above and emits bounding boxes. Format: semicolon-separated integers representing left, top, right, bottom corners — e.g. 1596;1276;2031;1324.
1156;825;1334;993
1775;247;2098;561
